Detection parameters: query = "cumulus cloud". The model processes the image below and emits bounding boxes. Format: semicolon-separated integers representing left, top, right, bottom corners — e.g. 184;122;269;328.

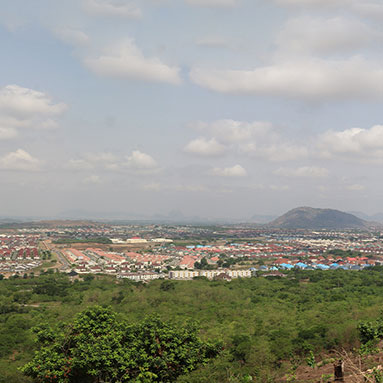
0;85;66;139
0;149;41;171
68;153;119;170
210;164;247;177
67;158;93;170
184;137;226;157
83;0;142;18
0;85;66;119
250;144;309;162
276;16;377;56
186;0;239;7
191;119;273;143
318;125;383;160
68;150;158;174
274;166;329;178
84;39;181;84
125;150;158;169
186;119;307;161
190;58;383;100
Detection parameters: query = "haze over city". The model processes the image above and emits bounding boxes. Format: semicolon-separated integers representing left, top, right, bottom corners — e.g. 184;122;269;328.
1;0;383;220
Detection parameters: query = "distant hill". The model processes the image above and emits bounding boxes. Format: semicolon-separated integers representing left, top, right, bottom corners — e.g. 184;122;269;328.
269;207;370;230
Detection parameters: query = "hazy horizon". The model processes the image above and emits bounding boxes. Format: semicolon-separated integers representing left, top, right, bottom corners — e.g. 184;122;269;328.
1;0;383;219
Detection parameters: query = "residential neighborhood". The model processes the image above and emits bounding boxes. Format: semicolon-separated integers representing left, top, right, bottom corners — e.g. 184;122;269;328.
1;222;383;280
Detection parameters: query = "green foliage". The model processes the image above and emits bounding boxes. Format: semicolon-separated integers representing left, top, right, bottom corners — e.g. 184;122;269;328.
159;280;175;291
358;320;383;344
366;367;383;383
21;306;220;383
194;257;210;270
53;237;112;244
306;350;316;369
3;269;383;381
230;334;252;363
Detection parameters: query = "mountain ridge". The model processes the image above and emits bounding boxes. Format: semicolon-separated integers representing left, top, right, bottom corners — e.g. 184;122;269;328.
268;206;372;229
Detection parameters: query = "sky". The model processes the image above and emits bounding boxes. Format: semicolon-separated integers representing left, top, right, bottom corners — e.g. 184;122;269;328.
0;0;383;220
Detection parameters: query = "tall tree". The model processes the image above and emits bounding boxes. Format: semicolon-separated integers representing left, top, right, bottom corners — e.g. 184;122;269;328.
21;306;220;383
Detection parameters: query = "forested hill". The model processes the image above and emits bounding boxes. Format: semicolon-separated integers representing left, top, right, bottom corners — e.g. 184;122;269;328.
268;206;370;230
3;270;383;382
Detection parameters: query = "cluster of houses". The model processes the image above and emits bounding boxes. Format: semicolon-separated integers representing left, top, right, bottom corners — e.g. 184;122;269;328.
0;235;42;276
3;225;383;279
0;260;42;275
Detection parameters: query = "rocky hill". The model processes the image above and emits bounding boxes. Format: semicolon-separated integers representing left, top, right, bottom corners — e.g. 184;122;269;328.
269;207;370;230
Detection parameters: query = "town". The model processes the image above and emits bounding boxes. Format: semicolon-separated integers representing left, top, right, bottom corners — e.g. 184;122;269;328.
1;221;383;281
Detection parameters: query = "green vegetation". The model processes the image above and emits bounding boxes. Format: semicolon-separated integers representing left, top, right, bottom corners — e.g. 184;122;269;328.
3;268;383;381
39;250;53;260
22;306;220;382
52;237;112;245
325;249;362;258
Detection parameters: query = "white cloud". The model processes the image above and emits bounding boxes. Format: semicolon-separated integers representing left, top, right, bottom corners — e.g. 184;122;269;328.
0;149;41;171
68;152;119;170
276;16;377;56
244;143;308;162
190;58;383;100
184;137;226;157
186;0;239;7
83;0;142;18
346;183;366;191
0;85;66;119
0;126;18;140
187;119;307;161
84;39;181;84
318;125;383;160
0;85;66;139
125;150;158;169
142;182;162;191
269;184;290;191
68;151;158;173
67;159;93;170
54;28;89;46
192;119;273;143
83;175;102;184
210;164;247;177
274;166;329;178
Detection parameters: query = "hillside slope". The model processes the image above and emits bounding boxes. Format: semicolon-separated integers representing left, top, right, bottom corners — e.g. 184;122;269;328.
269;207;369;229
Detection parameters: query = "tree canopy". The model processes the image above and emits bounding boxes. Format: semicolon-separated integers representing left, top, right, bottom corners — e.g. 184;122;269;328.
21;306;220;383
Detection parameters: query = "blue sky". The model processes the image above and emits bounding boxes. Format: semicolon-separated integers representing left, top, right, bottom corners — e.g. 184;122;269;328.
0;0;383;220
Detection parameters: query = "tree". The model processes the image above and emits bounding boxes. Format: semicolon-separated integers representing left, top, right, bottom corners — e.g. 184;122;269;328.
21;306;220;383
195;258;208;270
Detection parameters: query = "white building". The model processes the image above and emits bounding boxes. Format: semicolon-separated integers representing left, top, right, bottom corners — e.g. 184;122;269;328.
118;272;161;281
169;270;200;280
169;269;253;280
